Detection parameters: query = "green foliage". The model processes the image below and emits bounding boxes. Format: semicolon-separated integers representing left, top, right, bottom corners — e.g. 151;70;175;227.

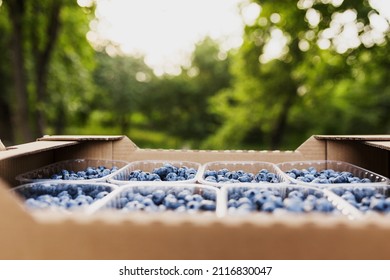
204;0;390;150
135;37;232;147
91;51;154;134
1;0;390;151
46;2;96;134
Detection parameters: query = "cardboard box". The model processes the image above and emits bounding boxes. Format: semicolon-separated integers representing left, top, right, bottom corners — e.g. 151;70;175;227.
0;134;389;260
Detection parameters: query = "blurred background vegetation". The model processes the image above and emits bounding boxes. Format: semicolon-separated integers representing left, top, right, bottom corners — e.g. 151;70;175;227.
0;0;389;150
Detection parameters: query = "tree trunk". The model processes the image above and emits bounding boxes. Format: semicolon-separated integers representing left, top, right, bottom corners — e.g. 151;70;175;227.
32;0;62;136
0;100;13;145
269;91;296;149
7;0;34;143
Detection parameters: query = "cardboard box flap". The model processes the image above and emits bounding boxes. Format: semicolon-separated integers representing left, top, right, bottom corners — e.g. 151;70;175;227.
0;179;34;224
0;140;78;160
364;141;390;151
38;135;125;141
315;135;390;141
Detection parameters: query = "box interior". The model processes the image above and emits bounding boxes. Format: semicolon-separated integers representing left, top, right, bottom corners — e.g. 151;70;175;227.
0;134;389;259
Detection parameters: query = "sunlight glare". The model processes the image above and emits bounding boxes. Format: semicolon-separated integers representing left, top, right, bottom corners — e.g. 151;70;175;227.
91;0;244;75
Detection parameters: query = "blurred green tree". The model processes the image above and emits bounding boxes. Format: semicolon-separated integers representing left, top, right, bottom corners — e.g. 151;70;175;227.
138;37;232;147
204;0;390;150
91;51;154;134
1;0;95;143
0;8;13;145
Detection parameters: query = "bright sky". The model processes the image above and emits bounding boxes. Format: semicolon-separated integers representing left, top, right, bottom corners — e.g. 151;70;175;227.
85;0;255;75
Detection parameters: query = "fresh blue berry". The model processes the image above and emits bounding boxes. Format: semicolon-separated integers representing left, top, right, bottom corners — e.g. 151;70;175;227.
286;167;372;184
16;183;114;211
111;187;216;213
204;168;280;184
331;187;390;213
228;187;336;214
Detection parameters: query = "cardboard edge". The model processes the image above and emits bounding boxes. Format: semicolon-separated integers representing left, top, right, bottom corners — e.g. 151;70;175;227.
315;135;390;141
295;136;326;160
0;141;79;160
364;141;390;151
37;135;125;141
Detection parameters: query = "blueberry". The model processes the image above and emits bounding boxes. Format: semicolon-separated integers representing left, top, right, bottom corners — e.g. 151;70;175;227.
142;198;156;207
204;170;217;178
283;197;304;213
109;186;217;213
205;176;217;182
75;196;89;206
315;198;334;212
187;200;201;211
66;200;78;209
163;194;180;209
244;189;258;199
332;187;344;196
217;168;229;176
199;200;216;211
225;172;238;180
19;183;114;211
227;199;238;208
202;189;216;201
286;167;375;185
118;197;129;208
341;191;356;202
237;197;252;207
238;175;252;183
124;201;144;211
288;190;304;200
370;198;386;211
287;172;296;179
174;205;187;213
192;194;203;202
261;201;276;212
95;191;109;199
177;190;192;200
167;163;178;174
253;192;270;208
235;203;253;213
303;199;315;212
153;167;168;179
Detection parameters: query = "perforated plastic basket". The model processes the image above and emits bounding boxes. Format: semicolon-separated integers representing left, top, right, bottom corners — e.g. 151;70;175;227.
220;184;361;219
329;185;390;217
276;160;389;188
15;159;129;183
198;161;290;187
107;160;202;186
12;181;117;213
87;183;222;216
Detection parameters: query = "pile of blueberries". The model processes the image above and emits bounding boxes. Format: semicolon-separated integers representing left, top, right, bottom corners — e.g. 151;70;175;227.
227;187;336;214
125;163;197;182
110;187;216;213
332;186;390;213
203;168;280;184
48;166;120;180
16;183;113;210
285;167;372;184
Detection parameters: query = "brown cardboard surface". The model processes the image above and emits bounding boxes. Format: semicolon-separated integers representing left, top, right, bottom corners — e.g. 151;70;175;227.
315;135;390;141
0;140;5;151
1;191;390;260
326;140;389;177
1;135;390;259
38;135;126;141
365;141;390;151
0;140;77;160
